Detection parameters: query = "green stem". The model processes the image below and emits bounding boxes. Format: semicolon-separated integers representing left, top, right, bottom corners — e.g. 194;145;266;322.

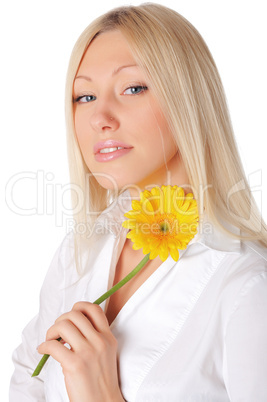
31;253;150;377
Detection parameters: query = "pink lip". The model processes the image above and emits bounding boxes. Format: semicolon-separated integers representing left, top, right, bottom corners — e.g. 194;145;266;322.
95;147;132;162
93;140;132;154
93;140;133;163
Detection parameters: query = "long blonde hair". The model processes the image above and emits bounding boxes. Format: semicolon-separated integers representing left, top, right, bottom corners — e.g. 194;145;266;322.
65;3;267;247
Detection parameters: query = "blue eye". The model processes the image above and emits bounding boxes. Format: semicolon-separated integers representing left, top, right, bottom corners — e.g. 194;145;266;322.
74;94;96;103
124;85;148;95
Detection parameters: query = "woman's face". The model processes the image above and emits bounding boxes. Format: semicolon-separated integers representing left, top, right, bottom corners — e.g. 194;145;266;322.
73;30;187;195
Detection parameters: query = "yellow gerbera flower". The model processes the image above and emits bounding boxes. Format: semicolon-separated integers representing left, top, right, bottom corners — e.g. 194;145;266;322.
122;185;199;262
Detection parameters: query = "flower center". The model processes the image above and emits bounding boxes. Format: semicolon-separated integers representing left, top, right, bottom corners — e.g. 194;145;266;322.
159;221;170;234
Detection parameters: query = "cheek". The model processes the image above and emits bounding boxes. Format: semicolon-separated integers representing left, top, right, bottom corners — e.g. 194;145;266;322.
163;130;177;158
74;111;92;155
145;111;177;159
74;110;84;140
156;109;177;152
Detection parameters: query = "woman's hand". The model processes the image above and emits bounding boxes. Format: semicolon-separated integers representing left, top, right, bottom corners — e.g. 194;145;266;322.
38;302;124;402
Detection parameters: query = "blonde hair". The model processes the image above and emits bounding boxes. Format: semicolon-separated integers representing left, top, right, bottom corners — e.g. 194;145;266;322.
65;3;267;248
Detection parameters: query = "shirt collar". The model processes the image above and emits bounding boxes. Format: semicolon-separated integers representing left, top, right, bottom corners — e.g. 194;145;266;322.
96;190;241;254
190;214;241;254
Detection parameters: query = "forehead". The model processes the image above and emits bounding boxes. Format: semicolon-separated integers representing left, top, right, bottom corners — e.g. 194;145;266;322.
76;30;137;76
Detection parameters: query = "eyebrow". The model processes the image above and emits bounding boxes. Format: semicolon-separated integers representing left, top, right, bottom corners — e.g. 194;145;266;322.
75;64;138;81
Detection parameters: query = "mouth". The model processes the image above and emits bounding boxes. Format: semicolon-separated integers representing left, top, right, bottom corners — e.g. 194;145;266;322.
94;140;133;162
94;140;132;154
99;146;125;154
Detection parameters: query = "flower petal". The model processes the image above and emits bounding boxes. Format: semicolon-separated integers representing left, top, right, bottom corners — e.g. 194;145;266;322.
123;185;199;263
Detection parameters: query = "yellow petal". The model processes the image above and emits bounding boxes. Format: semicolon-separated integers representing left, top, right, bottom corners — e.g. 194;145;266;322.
170;247;179;261
159;244;169;261
122;220;136;229
122;185;199;263
131;200;142;211
150;248;159;259
149;238;161;249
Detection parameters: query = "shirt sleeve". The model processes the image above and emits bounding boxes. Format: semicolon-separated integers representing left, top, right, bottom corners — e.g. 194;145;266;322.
9;234;72;401
223;269;267;401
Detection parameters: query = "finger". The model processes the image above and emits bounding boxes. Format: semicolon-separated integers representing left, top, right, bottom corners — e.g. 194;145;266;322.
46;319;90;352
72;302;110;333
54;311;101;345
38;339;73;367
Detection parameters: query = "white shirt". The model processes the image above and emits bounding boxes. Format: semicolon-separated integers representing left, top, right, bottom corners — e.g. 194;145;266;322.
10;193;267;401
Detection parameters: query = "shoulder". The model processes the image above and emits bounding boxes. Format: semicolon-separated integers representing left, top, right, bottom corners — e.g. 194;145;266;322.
215;240;267;326
223;240;267;285
221;243;267;400
195;216;267;279
193;219;267;315
221;239;267;295
232;239;267;300
242;239;267;263
40;231;76;294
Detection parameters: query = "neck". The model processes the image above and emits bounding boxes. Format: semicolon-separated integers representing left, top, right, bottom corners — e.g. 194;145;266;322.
127;157;191;198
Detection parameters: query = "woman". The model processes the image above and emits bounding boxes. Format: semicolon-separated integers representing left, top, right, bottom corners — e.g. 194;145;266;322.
10;3;267;401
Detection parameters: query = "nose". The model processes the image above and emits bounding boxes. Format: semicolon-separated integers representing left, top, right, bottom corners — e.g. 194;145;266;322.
90;104;119;133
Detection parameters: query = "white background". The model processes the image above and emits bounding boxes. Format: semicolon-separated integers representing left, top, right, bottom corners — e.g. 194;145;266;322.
1;0;266;399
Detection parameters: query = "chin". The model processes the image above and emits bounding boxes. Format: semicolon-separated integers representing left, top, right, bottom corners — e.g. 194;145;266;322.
92;174;120;191
92;173;143;197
